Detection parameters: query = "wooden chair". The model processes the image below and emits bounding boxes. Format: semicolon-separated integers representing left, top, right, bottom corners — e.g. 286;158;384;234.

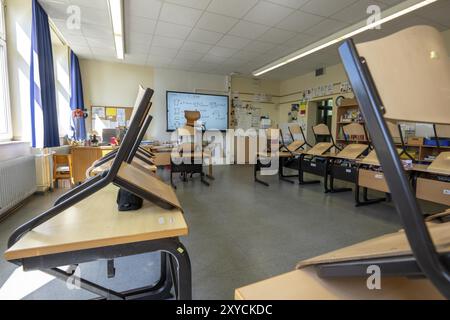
53;154;73;187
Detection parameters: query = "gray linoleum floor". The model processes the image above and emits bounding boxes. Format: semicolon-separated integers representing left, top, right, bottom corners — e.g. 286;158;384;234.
0;165;445;300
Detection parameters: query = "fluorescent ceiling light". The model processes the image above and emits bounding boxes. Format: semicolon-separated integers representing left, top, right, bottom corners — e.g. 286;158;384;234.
253;0;438;77
108;0;124;60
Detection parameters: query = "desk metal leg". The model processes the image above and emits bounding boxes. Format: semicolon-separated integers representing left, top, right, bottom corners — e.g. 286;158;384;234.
298;156;321;186
355;185;387;207
254;161;269;187
328;175;353;194
279;158;297;184
163;239;192;300
25;238;192;300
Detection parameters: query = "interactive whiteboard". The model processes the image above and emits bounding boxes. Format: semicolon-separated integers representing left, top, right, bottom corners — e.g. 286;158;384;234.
166;91;229;131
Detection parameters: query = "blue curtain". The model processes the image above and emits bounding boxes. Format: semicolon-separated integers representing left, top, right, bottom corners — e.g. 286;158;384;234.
70;50;86;140
30;0;59;148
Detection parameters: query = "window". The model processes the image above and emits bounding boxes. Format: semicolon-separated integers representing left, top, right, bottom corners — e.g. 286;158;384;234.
50;26;72;139
0;0;12;141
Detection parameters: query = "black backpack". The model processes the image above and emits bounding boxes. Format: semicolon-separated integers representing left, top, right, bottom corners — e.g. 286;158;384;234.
116;189;143;211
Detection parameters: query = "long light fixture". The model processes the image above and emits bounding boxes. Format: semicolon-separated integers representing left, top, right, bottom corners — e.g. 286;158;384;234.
253;0;438;77
108;0;124;60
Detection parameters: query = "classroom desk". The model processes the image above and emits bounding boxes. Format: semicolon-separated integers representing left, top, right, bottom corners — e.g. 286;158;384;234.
4;185;191;300
357;154;450;207
254;151;304;186
412;163;450;207
236;222;450;300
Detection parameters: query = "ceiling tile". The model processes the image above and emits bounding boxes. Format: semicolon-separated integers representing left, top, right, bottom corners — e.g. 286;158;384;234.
150;46;179;58
159;3;203;27
208;46;239;58
283;32;315;49
90;46;116;57
277;10;324;32
196;12;239;33
155;21;192;39
63;34;88;47
228;21;270;40
216;35;251;49
188;28;223;44
257;27;296;44
332;0;387;24
201;53;228;63
81;23;113;40
152;36;184;49
243;40;276;53
300;0;358;17
207;0;259;18
147;55;174;66
266;0;309;9
86;37;115;50
80;6;112;27
181;41;213;53
244;1;294;26
176;50;205;61
126;40;152;55
166;0;211;10
126;31;153;44
303;18;348;38
68;0;109;10
126;17;157;35
124;53;148;65
125;0;163;20
170;58;195;68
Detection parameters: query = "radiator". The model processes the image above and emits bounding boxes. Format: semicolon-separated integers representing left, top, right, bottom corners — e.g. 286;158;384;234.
35;151;53;192
0;155;37;217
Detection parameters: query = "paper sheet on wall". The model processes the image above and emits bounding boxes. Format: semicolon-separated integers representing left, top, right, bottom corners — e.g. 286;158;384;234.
106;108;117;117
117;108;126;126
92;107;105;119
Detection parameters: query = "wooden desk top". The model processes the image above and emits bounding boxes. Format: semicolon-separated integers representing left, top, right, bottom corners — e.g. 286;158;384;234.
296;222;450;269
89;158;157;177
306;143;333;156
332;144;369;161
4;185;187;261
235;267;443;300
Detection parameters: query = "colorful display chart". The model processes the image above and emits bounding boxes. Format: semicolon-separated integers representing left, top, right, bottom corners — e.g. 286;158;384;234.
166;91;229;131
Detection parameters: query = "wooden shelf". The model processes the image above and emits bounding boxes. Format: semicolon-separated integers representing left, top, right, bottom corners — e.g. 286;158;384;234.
337;121;365;124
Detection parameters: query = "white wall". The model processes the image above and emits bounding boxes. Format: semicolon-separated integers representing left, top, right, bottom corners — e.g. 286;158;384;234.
231;76;280;128
150;68;228;142
79;59;154;133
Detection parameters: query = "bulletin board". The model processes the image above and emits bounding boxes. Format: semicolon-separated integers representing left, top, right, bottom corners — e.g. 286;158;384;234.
91;106;133;133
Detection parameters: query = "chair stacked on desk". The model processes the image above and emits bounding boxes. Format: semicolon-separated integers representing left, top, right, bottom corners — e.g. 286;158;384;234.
236;25;450;300
254;128;307;186
4;86;192;300
298;124;339;187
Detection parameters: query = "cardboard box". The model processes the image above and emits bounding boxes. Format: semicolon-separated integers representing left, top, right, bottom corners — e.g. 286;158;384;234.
407;137;424;146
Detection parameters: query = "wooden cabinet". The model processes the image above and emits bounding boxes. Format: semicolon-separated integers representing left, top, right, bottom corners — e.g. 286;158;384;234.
71;147;115;184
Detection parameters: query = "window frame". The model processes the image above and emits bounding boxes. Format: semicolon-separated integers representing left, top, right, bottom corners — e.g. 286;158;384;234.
0;0;12;141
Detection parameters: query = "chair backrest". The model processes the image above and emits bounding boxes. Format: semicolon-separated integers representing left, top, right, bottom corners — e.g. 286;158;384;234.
312;124;331;136
289;124;306;142
435;124;450;139
53;154;70;166
342;123;367;142
108;86;154;177
340;26;450;298
355;26;450;125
